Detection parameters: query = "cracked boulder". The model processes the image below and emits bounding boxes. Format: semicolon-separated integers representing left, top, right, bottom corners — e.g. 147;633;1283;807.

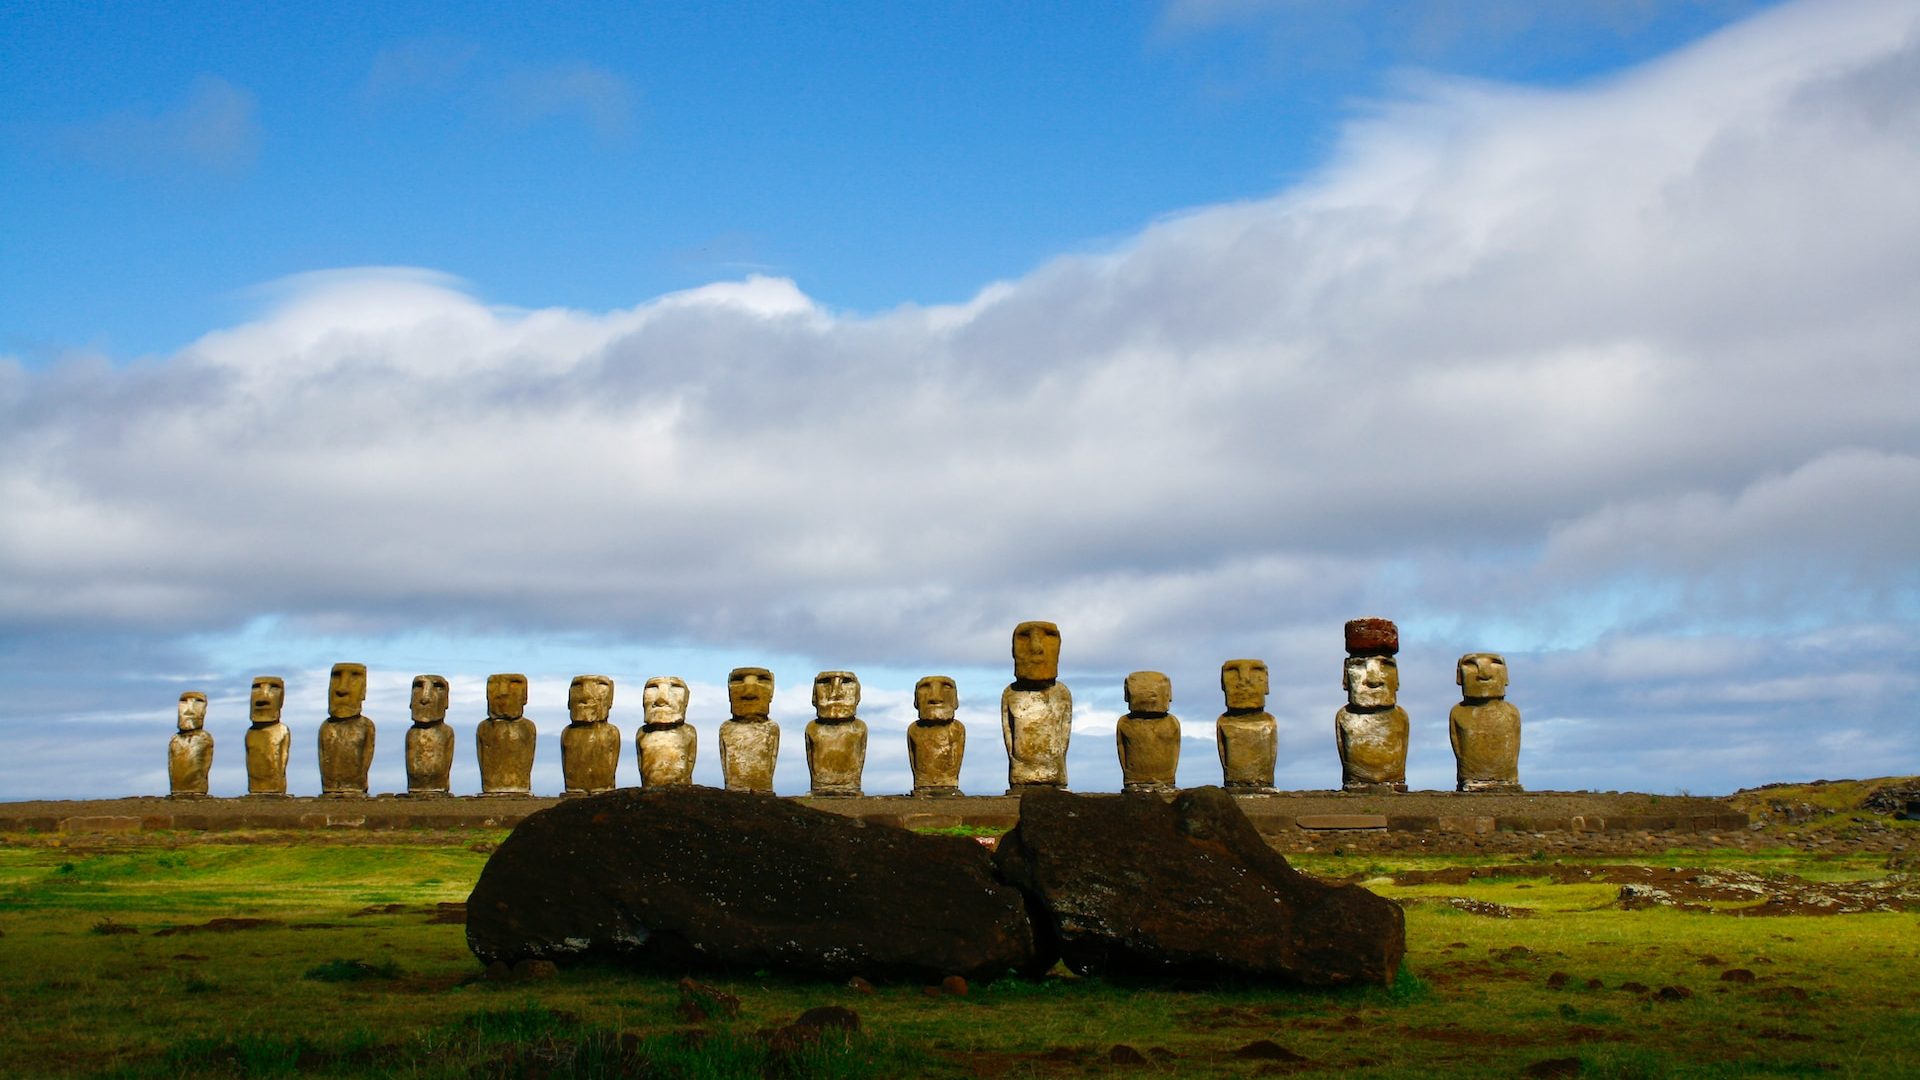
466;787;1035;982
992;786;1405;986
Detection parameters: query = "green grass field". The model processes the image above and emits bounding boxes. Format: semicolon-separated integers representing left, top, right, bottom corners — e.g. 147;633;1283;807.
0;824;1913;1079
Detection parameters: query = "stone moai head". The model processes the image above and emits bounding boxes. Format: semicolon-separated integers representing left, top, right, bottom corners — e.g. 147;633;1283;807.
1343;655;1400;710
177;691;208;732
486;673;528;720
643;676;690;726
727;667;774;719
1219;659;1269;712
567;675;615;723
1457;653;1509;699
914;675;958;722
1124;671;1173;716
813;671;861;721
410;674;450;724
328;663;368;720
1011;621;1062;683
249;676;285;724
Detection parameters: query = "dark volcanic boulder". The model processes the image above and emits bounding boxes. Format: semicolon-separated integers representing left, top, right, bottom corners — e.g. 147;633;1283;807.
992;786;1405;986
465;786;1035;982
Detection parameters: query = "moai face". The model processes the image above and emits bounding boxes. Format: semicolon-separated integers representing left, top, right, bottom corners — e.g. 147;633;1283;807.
1124;671;1173;715
727;667;774;719
568;675;614;723
643;676;690;726
1011;621;1062;683
1220;659;1269;711
410;675;450;724
1343;655;1400;710
486;673;528;720
328;663;368;720
249;676;285;724
1457;653;1509;699
176;692;208;732
813;671;861;720
915;676;958;722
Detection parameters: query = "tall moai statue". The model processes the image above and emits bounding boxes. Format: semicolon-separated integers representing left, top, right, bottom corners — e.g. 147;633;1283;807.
1116;671;1181;794
404;674;454;796
476;673;536;795
805;670;867;797
318;662;377;797
244;675;290;796
167;691;214;798
1334;618;1409;792
560;675;620;795
719;667;779;793
1216;658;1277;793
907;675;965;796
1001;620;1072;791
636;676;696;788
1450;653;1522;792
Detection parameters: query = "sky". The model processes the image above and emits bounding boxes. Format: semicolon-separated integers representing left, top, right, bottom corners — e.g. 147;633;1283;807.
3;0;1916;800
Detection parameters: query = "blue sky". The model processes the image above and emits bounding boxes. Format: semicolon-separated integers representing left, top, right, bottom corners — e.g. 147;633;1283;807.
4;0;1917;800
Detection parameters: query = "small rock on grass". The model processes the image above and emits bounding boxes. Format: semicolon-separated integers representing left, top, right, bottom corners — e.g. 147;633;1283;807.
510;958;557;981
1618;981;1650;994
1656;985;1693;1002
1233;1040;1307;1062
1524;1058;1582;1078
1108;1044;1148;1065
845;976;874;994
940;974;968;996
1546;971;1570;989
1720;968;1756;983
675;977;741;1021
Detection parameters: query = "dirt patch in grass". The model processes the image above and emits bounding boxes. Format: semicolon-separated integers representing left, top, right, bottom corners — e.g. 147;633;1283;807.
1386;863;1919;914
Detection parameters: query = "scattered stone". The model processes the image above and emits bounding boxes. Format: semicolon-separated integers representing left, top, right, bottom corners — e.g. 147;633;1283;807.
940;975;968;996
1720;968;1756;983
1233;1040;1306;1062
1757;985;1810;1002
510;958;557;981
427;903;465;925
152;917;282;937
675;977;740;1021
1108;1044;1148;1065
1524;1058;1582;1078
466;787;1035;982
90;918;138;936
484;960;511;981
1546;972;1570;989
1656;985;1693;1001
992;786;1404;985
1618;981;1650;994
1695;954;1724;966
1586;978;1604;989
845;976;874;994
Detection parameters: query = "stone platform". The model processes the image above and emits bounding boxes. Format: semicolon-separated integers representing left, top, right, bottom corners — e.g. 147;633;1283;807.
0;789;1746;837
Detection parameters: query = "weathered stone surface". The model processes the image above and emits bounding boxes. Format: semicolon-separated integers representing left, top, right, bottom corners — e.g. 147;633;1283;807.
637;676;696;788
168;692;213;797
244;676;290;796
477;673;536;796
1336;652;1408;792
908;675;965;796
991;786;1405;986
1116;671;1180;793
405;674;454;796
1451;653;1521;792
1002;621;1072;790
720;667;779;793
806;671;867;797
1216;659;1276;792
317;663;375;797
1344;617;1399;656
465;787;1036;982
561;675;620;795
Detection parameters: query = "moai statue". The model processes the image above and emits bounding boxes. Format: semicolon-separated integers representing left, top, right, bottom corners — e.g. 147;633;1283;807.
1116;671;1181;794
636;676;696;788
1216;658;1277;793
167;691;214;798
560;675;620;795
404;674;454;797
907;675;965;797
476;673;536;795
1450;653;1522;792
719;667;779;793
1001;621;1072;791
243;676;290;796
1334;618;1409;792
805;670;867;797
317;662;377;797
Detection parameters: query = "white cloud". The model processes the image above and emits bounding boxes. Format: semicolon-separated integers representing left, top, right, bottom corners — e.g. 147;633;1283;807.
4;0;1917;798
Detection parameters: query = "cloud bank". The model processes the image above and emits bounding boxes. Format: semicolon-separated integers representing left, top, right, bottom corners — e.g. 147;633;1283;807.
4;0;1916;798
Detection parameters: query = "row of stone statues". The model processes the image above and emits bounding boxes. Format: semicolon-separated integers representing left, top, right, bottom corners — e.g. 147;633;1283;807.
167;619;1523;798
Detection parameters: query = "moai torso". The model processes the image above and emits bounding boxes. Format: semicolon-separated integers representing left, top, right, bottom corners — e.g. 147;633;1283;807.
405;675;454;795
1450;653;1522;792
244;676;290;795
1002;621;1071;789
168;692;213;797
720;667;779;793
1116;671;1180;794
1216;659;1277;792
1335;620;1408;792
637;676;696;788
805;671;865;797
318;662;375;796
560;675;620;795
477;673;535;795
908;674;965;796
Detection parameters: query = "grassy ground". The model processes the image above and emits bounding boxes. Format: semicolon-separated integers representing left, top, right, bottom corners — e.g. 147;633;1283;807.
0;820;1914;1078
